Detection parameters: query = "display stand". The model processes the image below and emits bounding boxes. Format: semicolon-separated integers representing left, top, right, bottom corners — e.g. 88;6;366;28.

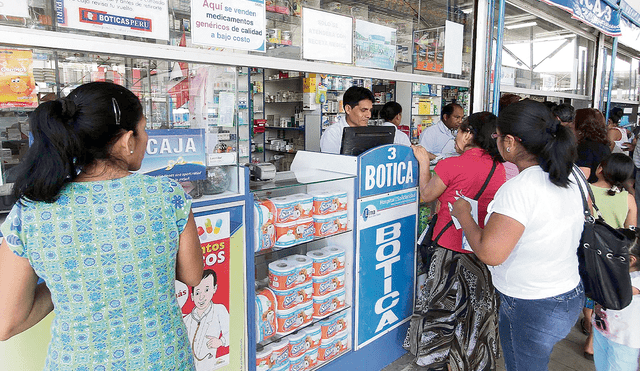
247;146;418;371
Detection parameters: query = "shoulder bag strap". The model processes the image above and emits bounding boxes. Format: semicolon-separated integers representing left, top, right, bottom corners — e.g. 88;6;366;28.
572;165;602;220
433;161;499;245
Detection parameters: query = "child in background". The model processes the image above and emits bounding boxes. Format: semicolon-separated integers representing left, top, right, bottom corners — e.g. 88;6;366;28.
583;153;637;359
592;228;640;371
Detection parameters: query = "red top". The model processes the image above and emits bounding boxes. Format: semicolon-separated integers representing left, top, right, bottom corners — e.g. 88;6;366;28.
433;148;506;253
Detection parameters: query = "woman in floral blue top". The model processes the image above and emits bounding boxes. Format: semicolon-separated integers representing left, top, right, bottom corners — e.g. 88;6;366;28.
0;82;203;370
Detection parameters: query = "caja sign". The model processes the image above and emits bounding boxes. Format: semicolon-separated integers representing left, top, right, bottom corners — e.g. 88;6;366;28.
358;145;418;198
355;188;418;349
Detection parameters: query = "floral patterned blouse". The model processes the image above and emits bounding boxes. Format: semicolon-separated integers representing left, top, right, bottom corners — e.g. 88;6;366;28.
1;174;196;371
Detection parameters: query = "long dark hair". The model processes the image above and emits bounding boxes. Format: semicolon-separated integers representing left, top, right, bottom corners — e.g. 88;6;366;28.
459;111;503;163
498;99;576;187
14;82;143;203
598;153;634;195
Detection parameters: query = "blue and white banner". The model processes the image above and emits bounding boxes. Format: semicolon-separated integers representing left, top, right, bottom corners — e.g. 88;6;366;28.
355;188;418;349
358;145;419;199
138;129;207;182
539;0;621;36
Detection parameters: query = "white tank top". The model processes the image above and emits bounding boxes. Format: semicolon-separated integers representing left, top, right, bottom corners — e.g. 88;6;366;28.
613;127;630;155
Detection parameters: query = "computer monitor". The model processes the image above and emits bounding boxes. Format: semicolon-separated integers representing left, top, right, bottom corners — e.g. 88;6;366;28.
340;126;395;156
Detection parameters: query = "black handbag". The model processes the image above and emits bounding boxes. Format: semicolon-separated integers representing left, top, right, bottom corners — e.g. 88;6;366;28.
417;162;498;270
573;167;633;310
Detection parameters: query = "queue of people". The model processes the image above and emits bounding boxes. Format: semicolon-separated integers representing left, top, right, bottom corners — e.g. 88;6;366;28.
1;80;639;371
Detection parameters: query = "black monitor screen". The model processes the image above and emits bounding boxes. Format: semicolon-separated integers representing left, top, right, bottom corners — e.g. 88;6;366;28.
340;126;395;156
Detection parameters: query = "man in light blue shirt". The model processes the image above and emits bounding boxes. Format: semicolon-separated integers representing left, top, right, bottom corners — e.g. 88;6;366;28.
320;86;374;154
418;103;464;158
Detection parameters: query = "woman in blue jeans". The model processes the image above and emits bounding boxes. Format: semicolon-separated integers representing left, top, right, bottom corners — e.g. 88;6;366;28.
451;99;585;371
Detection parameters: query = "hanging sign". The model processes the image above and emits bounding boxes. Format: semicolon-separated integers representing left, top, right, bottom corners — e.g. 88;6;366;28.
302;7;353;64
354;20;396;70
354;188;418;349
54;0;170;40
0;1;29;17
176;204;247;371
0;49;37;109
191;0;266;52
138;129;207;182
358;144;418;198
539;0;621;36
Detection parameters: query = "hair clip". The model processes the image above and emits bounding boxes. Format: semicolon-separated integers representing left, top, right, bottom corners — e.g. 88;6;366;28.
112;98;121;126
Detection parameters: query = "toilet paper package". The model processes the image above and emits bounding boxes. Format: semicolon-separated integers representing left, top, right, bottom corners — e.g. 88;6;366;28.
271;195;304;224
269;260;299;291
336;329;349;352
307;250;334;277
273;282;313;311
255;288;276;343
270;338;290;370
303;348;319;369
276;302;313;335
295;218;315;244
310;190;348;215
274;220;298;249
312;213;341;238
322;245;346;271
318;338;340;362
290;355;307;371
254;199;276;252
312;269;345;297
304;324;322;351
256;346;272;371
289;193;314;219
283;254;314;285
288;331;307;358
332;310;349;334
313;288;346;319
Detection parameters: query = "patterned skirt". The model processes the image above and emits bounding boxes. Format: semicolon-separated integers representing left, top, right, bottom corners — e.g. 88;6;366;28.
403;245;500;371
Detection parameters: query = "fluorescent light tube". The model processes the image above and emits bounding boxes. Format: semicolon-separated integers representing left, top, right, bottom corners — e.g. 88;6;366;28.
505;21;538;29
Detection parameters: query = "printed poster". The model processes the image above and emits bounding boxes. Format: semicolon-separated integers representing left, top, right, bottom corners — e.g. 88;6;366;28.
302;7;353;64
355;20;397;71
191;0;266;52
54;0;169;40
175;204;247;371
355;188;417;349
138;129;207;182
0;49;37;109
0;0;29;17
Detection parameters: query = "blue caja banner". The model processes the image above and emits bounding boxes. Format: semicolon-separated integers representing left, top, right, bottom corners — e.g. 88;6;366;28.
358;144;419;198
138;129;206;182
355;188;417;349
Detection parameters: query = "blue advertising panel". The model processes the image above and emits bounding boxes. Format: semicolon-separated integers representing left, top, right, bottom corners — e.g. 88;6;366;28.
138;129;207;182
355;188;418;349
539;0;621;36
358;145;419;198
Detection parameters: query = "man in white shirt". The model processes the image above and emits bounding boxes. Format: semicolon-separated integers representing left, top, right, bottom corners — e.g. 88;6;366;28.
418;103;464;158
320;86;374;154
184;269;230;370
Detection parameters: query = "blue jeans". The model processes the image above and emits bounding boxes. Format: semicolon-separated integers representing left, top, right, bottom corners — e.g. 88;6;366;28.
593;328;640;371
498;283;585;371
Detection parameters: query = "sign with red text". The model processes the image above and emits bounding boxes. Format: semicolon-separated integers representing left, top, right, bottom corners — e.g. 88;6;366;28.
54;0;169;40
191;0;265;52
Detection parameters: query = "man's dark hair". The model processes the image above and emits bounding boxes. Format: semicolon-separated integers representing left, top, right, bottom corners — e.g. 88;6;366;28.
441;103;462;120
190;269;217;295
343;86;374;110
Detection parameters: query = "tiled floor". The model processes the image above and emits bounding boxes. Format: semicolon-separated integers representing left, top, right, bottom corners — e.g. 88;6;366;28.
382;314;595;371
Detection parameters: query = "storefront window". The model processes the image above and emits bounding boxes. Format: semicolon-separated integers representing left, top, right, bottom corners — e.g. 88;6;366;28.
1;1;473;79
612;52;640;102
499;2;595;96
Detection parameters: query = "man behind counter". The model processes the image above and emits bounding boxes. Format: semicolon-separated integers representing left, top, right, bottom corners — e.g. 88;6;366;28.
320;86;374;154
418;103;464;159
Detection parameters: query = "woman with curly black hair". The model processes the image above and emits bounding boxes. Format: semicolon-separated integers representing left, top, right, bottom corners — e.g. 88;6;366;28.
575;108;611;183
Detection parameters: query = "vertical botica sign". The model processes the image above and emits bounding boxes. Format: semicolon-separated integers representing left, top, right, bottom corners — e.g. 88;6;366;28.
355;145;418;349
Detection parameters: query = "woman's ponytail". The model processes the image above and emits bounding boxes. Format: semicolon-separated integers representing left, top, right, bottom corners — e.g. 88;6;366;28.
498;99;577;187
598;153;634;196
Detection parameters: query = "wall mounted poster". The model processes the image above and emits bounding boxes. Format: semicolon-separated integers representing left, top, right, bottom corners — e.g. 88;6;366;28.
0;49;37;109
54;0;169;40
355;20;397;70
191;0;266;52
302;7;353;64
175;204;247;371
0;0;29;17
